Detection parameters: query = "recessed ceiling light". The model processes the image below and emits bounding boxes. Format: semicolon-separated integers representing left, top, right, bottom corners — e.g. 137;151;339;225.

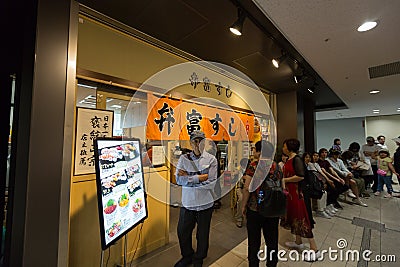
357;21;378;32
369;90;380;94
373;109;380;112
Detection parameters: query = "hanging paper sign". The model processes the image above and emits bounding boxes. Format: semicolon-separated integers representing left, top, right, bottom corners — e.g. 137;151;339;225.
74;107;114;176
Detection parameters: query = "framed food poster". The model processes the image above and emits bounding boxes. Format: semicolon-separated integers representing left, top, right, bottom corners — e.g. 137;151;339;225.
74;107;114;176
94;137;148;250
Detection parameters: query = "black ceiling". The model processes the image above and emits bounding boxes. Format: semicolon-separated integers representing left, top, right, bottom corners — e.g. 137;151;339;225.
78;0;346;110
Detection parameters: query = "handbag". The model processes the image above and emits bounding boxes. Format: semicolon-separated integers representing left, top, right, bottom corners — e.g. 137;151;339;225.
293;156;323;199
257;165;287;217
355;161;370;171
377;169;387;176
301;170;324;199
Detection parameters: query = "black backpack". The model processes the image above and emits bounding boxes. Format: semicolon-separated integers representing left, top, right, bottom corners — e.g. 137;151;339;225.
293;155;324;199
301;169;324;199
256;163;287;217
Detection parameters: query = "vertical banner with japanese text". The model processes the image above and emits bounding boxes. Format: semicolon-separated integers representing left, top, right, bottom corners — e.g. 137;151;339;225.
74;107;114;175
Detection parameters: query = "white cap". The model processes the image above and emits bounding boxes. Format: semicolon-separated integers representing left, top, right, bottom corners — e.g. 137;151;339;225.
392;137;400;143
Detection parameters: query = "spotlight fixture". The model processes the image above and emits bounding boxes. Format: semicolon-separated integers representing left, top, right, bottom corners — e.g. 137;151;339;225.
369;90;380;94
294;75;304;84
229;8;246;36
294;65;306;84
272;52;287;68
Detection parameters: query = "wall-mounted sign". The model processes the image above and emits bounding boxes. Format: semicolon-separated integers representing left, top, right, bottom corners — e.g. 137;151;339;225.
151;145;166;166
94;137;148;250
189;72;233;98
74;107;114;176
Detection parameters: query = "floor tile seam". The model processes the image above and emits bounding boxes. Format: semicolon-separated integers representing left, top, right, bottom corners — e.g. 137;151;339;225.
214;250;245;266
212;238;247;263
314;233;331;246
348;222;358;247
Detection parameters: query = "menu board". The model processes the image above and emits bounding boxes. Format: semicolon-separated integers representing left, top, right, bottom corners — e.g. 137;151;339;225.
94;137;148;250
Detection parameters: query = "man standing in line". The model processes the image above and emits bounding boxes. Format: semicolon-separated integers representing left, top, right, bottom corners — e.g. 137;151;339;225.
362;136;379;192
376;135;388;150
174;131;218;267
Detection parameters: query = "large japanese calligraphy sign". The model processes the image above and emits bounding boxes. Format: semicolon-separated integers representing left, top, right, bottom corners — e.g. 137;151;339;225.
74;107;114;175
146;93;255;141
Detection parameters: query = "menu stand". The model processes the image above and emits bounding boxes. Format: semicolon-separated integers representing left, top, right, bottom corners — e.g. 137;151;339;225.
100;250;104;267
124;234;128;267
100;235;128;267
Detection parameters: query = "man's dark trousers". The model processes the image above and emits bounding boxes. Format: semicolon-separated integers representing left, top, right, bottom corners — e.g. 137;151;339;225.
177;206;213;265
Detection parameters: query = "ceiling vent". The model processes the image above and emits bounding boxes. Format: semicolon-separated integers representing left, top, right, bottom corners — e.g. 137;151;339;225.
368;61;400;79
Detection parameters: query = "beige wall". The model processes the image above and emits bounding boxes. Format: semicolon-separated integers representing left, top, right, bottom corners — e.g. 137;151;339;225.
276;91;297;147
78;17;264;112
366;114;400;155
77;17;185;84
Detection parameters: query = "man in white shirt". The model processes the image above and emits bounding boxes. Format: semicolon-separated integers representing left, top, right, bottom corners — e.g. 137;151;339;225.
361;136;379;191
376;135;388;150
175;131;218;267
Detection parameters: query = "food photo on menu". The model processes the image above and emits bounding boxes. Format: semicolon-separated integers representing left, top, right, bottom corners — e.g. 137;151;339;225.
132;197;144;213
118;192;130;209
103;198;117;215
125;163;141;179
127;179;142;197
98;142;139;165
106;220;122;239
100;171;128;196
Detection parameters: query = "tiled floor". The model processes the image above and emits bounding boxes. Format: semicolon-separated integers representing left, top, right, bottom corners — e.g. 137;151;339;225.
131;185;400;266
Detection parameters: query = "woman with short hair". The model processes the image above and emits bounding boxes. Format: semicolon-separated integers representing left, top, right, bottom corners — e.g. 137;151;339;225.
280;139;320;262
